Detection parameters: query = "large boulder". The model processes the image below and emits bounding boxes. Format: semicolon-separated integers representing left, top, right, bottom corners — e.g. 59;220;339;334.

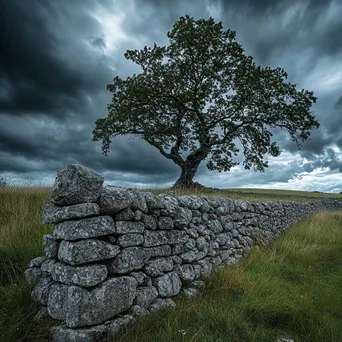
51;164;104;206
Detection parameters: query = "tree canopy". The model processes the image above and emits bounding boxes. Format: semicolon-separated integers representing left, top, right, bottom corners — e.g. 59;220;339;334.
92;15;319;189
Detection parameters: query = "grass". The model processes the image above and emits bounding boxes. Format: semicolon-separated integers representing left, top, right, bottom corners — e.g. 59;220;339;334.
0;182;341;341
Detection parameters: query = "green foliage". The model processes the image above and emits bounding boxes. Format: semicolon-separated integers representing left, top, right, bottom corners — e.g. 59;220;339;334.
93;15;319;176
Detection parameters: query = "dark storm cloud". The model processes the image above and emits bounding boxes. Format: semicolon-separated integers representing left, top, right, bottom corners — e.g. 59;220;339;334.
0;0;116;119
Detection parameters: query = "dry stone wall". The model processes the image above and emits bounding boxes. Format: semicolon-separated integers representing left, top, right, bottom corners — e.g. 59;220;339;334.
24;164;342;342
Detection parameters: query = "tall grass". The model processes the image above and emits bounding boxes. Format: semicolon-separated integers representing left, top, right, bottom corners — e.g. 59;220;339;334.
0;183;341;341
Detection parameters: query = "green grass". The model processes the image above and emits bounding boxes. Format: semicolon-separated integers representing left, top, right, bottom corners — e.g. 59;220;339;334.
0;183;341;341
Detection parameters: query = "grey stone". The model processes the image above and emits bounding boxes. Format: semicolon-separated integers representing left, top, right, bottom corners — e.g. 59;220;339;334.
42;203;100;224
208;220;223;233
115;221;145;234
143;230;188;247
144;257;174;277
108;247;151;274
130;305;150;317
41;259;57;273
215;232;232;246
174;207;193;228
147;245;172;257
180;250;198;263
133;209;143;221
114;208;135;221
51;324;107;342
29;256;48;268
130;272;152;286
117;233;144;247
142;214;157;230
154;272;181;297
196;259;212;278
48;276;138;328
31;276;54;305
134;286;158;308
43;234;59;258
141;192;165;210
177;196;203;210
58;239;120;265
53;216;115;240
51;262;107;287
176;264;196;283
24;267;42;285
196;236;208;250
96;187;133;215
183;288;199;299
51;164;104;206
128;189;148;213
107;315;136;336
149;298;176;312
157;216;174;230
157;194;179;217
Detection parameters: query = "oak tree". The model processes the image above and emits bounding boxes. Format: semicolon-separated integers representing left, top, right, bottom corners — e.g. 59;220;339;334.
92;15;319;189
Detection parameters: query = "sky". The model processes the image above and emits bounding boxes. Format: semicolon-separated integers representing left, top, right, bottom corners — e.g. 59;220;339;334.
1;0;341;192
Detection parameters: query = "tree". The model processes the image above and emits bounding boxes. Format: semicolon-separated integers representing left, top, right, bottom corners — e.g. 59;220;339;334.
92;15;319;189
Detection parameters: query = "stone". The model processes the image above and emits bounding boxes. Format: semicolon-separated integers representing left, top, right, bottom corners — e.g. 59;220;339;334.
107;315;136;336
108;247;151;274
116;233;144;247
154;272;181;297
114;208;135;221
144;257;174;277
180;250;198;263
58;239;120;265
147;245;172;257
143;230;188;247
51;324;107;342
130;305;150;317
157;216;174;230
130;272;152;286
51;262;107;287
51;164;104;206
128;189;148;213
142;214;157;230
28;256;48;268
42;203;100;224
149;298;176;312
31;276;54;305
174;207;193;228
114;220;145;234
133;209;143;221
43;234;59;258
53;216;115;240
177;196;203;210
208;220;223;233
41;259;57;273
133;286;158;308
96;187;133;215
183;288;199;299
141;192;165;210
157;194;179;217
176;264;196;283
24;267;42;285
48;276;138;328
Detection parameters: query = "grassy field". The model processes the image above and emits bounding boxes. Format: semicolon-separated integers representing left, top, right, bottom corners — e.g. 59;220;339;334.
0;184;341;341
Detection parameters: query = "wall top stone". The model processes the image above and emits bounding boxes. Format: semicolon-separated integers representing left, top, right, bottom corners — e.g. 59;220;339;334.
51;164;104;206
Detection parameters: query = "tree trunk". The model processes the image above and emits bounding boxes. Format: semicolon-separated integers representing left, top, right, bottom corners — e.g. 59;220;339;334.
172;146;210;189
